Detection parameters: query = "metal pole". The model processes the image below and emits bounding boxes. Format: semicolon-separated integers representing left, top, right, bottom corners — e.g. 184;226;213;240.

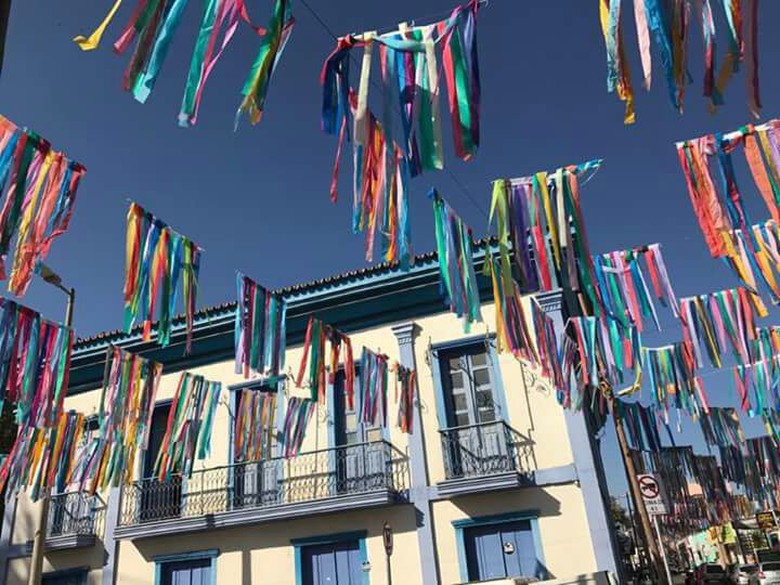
28;287;74;585
653;514;673;585
609;389;668;584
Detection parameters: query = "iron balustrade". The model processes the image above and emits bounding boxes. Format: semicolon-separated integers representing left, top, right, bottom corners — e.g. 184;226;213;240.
439;420;534;480
119;440;409;526
47;492;106;539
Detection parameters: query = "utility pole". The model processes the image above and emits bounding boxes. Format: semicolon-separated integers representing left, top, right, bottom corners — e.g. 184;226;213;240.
28;265;74;585
606;381;669;585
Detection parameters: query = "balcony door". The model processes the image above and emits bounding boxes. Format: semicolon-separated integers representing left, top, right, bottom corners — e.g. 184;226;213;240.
333;371;384;494
300;539;363;585
139;402;181;522
232;386;280;509
439;346;508;477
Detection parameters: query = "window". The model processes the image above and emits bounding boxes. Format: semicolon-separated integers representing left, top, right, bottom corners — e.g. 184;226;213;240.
139;402;181;522
293;533;367;585
42;568;88;585
154;551;217;585
454;514;546;583
333;370;381;446
439;345;500;428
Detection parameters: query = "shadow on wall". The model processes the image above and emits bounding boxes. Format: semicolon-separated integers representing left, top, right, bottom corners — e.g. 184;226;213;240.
452;488;563;520
132;504;421;583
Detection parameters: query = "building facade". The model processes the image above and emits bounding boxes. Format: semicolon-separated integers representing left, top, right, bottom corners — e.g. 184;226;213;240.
0;246;620;585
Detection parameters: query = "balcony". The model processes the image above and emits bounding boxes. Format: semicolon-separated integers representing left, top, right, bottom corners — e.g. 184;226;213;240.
438;420;534;497
43;492;105;550
115;440;409;539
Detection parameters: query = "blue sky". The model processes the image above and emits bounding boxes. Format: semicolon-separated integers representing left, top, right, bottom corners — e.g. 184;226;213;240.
4;0;780;497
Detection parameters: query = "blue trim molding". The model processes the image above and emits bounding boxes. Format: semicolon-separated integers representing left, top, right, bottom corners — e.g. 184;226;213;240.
452;511;547;583
291;531;368;585
153;549;219;585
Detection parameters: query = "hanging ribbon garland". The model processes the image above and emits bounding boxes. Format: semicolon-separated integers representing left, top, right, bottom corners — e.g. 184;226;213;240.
489;161;603;315
0;297;74;429
677;121;780;259
530;299;565;400
281;396;315;457
699;406;745;447
235;272;286;379
124;202;202;352
0;115;86;296
77;346;162;491
394;362;415;434
593;244;679;331
485;253;538;365
641;343;709;418
615;399;663;452
358;347;388;428
601;0;761;122
0;410;85;501
295;316;355;406
74;0;292;127
722;220;780;304
430;189;481;331
233;389;276;462
154;372;222;479
733;354;780;416
679;287;763;369
321;0;481;178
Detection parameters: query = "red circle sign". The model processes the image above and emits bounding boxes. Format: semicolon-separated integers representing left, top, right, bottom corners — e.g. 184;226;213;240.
639;475;659;499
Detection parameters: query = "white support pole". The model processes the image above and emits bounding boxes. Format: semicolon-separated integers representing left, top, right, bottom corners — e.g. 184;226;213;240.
652;514;673;585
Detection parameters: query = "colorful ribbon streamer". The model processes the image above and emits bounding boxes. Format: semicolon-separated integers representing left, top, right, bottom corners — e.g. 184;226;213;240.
235;0;294;126
0;297;74;429
430;189;481;331
489;162;603;316
699;406;744;447
358;347;388;428
320;0;481;180
235;273;286;378
233;389;276;462
124;202;202;352
77;346;162;491
154;372;222;479
593;243;679;331
530;298;565;401
281;396;315;457
616;399;663;452
394;362;415;434
0;115;86;296
641;343;708;418
0;410;85;501
722;220;780;304
679;287;763;369
295;316;355;406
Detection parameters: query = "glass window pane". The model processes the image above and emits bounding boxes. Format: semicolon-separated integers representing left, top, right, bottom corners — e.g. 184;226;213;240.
449;357;462;371
471;352;488;367
475;390;494;409
454;393;468;412
449;371;464;389
366;428;382;442
473;368;491;388
346;413;357;432
456;412;471;427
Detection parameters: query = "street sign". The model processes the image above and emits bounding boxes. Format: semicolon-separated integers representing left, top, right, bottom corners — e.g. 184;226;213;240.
757;511;778;532
637;473;667;516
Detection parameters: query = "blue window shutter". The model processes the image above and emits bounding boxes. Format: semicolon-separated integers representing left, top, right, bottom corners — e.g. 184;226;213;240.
465;520;537;581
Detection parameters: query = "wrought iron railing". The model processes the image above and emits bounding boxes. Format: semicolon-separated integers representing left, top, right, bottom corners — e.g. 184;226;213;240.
119;440;409;526
47;492;105;539
439;420;534;480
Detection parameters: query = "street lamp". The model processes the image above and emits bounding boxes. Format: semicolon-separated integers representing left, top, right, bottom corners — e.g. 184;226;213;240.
27;263;75;585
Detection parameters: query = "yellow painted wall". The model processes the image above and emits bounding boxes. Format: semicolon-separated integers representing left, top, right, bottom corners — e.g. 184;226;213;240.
432;485;599;585
116;505;421;585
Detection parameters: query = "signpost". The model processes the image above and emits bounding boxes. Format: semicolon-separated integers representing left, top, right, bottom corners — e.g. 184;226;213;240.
383;521;393;585
637;474;672;585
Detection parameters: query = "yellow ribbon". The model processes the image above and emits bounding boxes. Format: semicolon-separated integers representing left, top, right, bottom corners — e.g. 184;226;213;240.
73;0;124;51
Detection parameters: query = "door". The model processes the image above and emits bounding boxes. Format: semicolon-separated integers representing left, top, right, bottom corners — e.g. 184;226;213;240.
159;557;212;585
439;346;508;477
139;403;181;522
464;520;539;581
333;370;384;494
232;387;280;508
301;540;364;585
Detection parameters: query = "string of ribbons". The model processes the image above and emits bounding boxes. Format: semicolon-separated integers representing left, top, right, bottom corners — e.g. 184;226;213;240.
124;202;202;353
395;362;415;434
281;396;315;457
0;115;86;296
235;272;286;378
154;372;222;479
599;0;761;123
430;189;481;331
358;347;388;428
73;0;294;127
295;316;355;405
0;297;74;428
699;406;745;447
233;389;277;462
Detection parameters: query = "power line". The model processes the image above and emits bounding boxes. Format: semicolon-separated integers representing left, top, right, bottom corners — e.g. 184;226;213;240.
297;0;490;221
